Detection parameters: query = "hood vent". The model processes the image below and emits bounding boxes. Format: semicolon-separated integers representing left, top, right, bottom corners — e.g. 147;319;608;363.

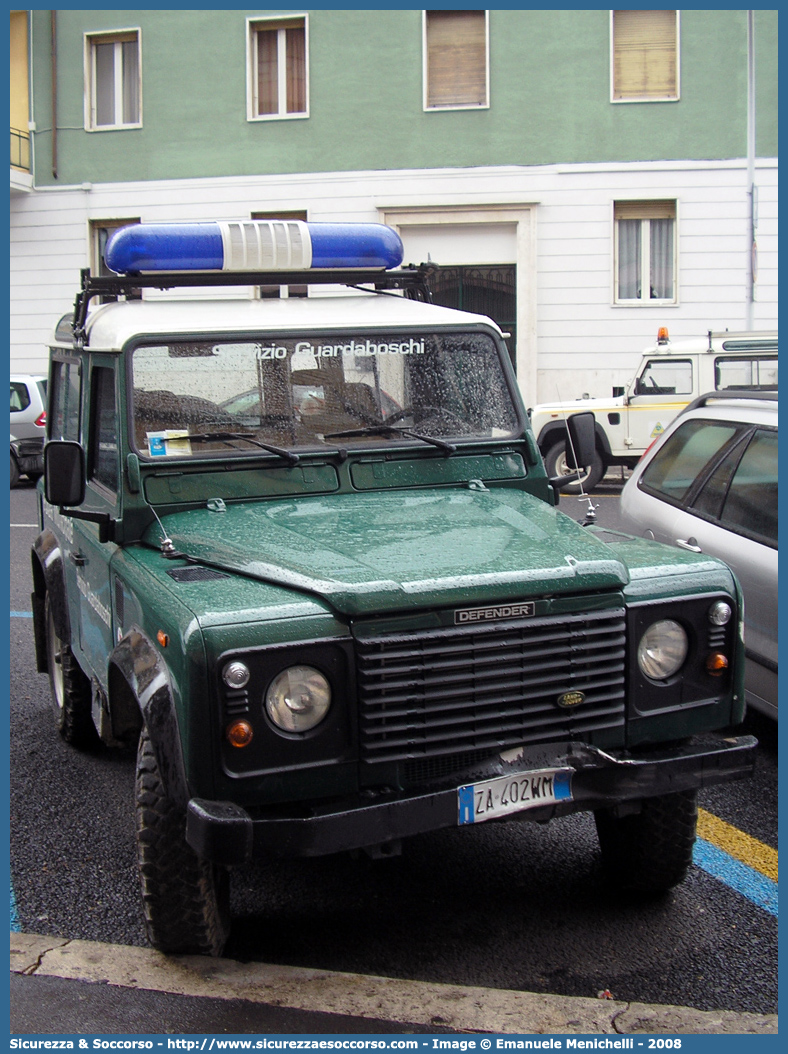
167;566;230;583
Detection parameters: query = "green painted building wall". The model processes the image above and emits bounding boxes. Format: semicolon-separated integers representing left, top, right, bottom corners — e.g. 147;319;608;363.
30;8;778;186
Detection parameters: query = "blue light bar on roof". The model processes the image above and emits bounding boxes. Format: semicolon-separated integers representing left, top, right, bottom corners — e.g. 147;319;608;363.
104;220;405;275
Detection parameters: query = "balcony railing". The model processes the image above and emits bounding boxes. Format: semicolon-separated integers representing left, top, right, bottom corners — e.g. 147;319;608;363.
11;127;30;171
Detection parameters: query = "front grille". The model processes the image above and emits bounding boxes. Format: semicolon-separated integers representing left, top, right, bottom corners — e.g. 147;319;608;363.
223;687;250;717
355;608;626;765
403;748;498;785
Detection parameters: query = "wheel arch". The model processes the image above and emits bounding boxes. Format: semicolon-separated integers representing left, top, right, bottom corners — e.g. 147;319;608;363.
537;419;612;461
31;530;71;673
109;628;189;806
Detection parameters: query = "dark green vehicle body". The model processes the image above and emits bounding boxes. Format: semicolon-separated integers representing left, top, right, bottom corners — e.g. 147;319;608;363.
31;265;755;954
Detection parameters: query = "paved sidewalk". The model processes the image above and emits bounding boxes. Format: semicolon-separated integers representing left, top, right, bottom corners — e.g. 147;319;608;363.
10;933;778;1037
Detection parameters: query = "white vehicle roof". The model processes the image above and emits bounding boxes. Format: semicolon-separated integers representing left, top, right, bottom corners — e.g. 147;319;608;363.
52;293;502;352
639;330;777;357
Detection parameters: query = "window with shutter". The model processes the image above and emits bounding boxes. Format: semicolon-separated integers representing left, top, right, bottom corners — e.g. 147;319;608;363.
612;10;678;101
614;201;677;304
424;11;489;110
248;17;308;119
85;30;141;130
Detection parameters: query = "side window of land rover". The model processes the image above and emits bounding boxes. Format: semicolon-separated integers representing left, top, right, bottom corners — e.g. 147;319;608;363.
714;356;778;391
635;358;693;396
49;358;82;441
88;365;119;493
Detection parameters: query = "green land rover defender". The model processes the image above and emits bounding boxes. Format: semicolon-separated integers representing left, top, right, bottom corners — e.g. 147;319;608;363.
31;221;756;956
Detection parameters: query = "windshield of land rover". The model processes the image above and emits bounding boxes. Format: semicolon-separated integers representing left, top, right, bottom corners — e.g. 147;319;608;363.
130;330;520;458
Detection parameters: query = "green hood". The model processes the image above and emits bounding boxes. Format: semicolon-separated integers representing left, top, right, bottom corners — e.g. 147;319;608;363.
153;488;629;616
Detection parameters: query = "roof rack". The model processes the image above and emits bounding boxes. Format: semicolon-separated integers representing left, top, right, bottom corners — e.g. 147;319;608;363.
682;390;778;415
70;264;437;347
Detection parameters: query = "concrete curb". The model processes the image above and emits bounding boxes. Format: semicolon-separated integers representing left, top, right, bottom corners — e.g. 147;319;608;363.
10;933;777;1036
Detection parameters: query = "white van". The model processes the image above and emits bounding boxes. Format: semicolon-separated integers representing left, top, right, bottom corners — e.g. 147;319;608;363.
530;329;777;491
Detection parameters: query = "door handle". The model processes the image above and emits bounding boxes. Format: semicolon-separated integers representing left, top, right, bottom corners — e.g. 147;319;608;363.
675;537;702;553
70;551;86;566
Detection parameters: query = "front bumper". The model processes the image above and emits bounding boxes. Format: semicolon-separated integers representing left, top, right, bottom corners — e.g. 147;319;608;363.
186;733;757;865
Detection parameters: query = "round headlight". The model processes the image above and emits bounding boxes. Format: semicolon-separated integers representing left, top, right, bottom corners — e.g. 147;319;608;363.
637;619;688;680
265;665;331;733
223;661;250;689
708;600;733;626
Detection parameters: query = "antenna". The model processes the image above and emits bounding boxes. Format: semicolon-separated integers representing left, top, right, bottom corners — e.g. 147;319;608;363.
148;505;177;557
554;384;598;525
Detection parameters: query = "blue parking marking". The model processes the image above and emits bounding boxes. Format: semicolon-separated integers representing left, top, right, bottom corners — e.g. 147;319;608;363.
10;611;33;618
694;837;778;917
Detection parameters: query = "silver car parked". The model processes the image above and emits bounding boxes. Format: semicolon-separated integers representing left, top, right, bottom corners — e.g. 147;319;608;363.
10;374;47;487
620;391;777;719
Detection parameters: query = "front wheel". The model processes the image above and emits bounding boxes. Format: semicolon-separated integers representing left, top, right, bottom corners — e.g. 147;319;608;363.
44;593;98;748
135;726;231;956
594;790;698;894
543;440;605;494
10;454;19;489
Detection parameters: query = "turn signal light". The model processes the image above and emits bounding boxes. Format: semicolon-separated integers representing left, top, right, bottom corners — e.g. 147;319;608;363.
226;719;254;748
706;652;729;676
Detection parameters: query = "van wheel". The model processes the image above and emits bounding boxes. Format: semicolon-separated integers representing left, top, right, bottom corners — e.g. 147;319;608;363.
44;593;98;748
594;790;698;893
544;440;605;494
10;454;19;489
136;726;231;956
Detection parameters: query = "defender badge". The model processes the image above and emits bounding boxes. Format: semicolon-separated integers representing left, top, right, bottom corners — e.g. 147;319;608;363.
557;690;585;709
454;601;535;625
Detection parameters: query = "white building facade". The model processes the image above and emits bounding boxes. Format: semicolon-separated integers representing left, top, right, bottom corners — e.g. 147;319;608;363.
11;157;778;405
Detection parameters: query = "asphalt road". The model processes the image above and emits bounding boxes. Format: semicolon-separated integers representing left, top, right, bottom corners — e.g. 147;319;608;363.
9;477;777;1017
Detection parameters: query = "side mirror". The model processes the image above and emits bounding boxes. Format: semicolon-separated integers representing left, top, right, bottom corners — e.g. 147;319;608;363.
612;386;625;398
564;411;596;470
45;441;85;507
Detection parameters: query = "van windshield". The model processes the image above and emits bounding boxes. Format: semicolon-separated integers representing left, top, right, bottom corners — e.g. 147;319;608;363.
130;330;520;459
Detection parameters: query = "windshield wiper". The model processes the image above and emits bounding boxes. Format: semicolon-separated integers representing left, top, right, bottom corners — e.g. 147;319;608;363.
324;424;457;456
187;432;300;465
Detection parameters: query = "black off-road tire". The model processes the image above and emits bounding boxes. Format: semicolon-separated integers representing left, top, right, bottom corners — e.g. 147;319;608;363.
44;593;98;748
594;790;698;894
544;440;605;494
10;453;20;489
135;726;231;956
